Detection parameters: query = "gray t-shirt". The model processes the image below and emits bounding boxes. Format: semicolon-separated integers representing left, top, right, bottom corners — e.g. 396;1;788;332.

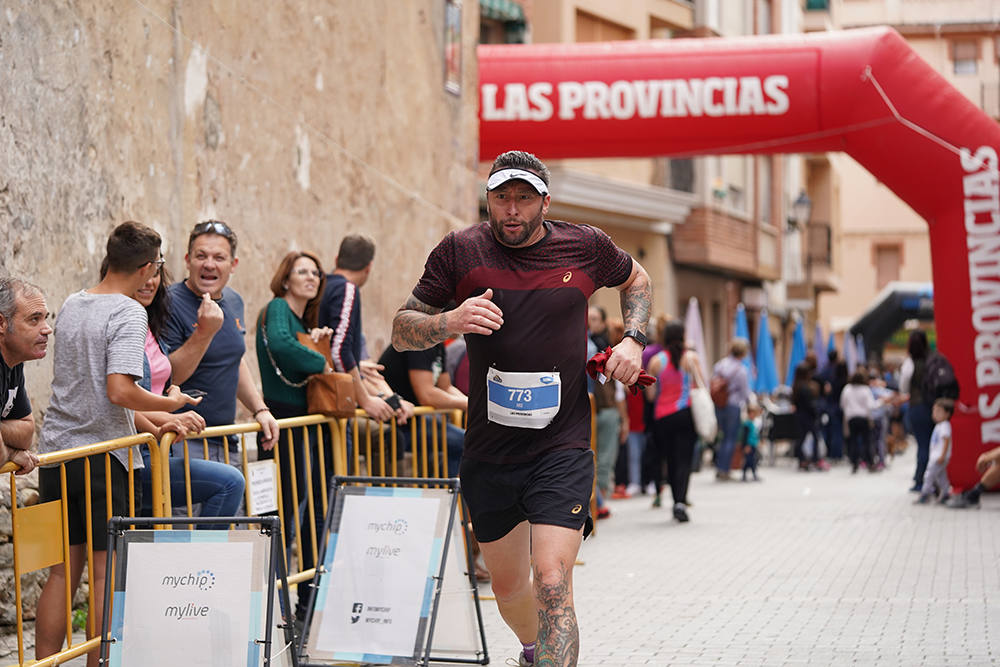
40;291;148;469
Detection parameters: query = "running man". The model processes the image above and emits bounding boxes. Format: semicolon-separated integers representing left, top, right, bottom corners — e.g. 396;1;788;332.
392;150;652;666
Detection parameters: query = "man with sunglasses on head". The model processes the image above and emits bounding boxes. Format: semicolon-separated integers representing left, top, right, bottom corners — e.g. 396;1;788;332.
162;220;280;461
392;150;652;667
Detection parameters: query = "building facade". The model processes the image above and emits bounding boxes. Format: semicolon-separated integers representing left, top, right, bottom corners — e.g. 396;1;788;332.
481;0;809;367
805;0;1000;348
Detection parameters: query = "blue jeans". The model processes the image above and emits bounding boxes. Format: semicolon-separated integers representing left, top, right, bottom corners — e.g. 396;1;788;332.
140;449;246;528
846;417;872;468
626;432;647;488
909;402;934;487
595;407;620;495
795;412;823;465
742;447;759;479
822;406;844;459
715;404;741;473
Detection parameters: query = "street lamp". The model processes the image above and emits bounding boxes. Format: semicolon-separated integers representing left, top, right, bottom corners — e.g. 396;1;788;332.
788;189;812;230
788;189;816;319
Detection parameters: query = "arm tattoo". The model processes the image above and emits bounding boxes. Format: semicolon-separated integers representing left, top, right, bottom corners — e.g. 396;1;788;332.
391;294;448;351
621;264;652;333
534;562;579;667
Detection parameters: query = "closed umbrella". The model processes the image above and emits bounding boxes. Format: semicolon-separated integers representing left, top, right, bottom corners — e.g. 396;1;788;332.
754;308;780;394
784;317;807;386
856;334;867;368
845;331;857;374
684;297;710;382
814;321;827;372
734;303;755;380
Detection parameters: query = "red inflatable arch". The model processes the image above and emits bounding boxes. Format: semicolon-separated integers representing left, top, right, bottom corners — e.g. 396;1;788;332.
478;27;1000;490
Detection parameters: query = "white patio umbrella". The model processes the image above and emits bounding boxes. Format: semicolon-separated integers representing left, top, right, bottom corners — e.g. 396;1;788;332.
684;297;710;381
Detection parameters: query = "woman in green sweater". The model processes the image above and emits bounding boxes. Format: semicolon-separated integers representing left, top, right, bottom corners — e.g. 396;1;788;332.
256;250;332;623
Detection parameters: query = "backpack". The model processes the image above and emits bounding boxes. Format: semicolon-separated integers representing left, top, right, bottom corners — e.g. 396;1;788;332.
922;352;960;401
710;374;729;408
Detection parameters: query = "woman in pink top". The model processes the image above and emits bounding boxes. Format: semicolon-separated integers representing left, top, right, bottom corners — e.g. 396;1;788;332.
645;320;707;522
126;261;245;525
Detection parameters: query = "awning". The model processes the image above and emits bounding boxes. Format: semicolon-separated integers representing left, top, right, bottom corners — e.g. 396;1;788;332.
848;281;934;355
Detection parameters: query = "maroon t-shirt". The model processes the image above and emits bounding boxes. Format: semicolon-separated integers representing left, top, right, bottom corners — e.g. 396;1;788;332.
412;220;633;464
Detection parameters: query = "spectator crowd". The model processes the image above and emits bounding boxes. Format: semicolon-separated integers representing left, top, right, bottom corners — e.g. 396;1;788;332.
0;220;473;664
1;218;994;666
583;313;989;526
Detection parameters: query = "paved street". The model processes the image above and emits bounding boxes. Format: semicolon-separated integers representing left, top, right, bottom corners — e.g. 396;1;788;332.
473;447;1000;666
9;445;997;667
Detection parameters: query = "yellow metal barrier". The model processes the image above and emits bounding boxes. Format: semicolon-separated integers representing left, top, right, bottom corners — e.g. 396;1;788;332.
1;401;600;666
0;393;616;667
1;432;160;667
154;408;461;595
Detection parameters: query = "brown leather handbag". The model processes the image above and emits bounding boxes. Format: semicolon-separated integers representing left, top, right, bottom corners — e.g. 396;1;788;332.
257;306;358;418
295;332;358;418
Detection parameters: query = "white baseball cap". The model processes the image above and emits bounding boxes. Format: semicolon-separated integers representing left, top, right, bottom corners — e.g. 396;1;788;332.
486;168;549;195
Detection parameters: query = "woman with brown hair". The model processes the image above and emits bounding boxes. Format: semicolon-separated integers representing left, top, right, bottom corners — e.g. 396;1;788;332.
645;320;706;522
255;250;333;623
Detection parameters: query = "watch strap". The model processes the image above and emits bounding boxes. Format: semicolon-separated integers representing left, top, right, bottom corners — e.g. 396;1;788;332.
623;328;647;347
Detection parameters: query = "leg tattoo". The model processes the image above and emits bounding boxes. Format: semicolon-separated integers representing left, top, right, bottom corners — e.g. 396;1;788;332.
534;562;579;667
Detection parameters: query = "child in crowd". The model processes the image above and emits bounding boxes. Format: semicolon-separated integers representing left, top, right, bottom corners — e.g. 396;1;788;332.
840;370;876;473
915;398;954;504
869;368;894;471
741;397;762;482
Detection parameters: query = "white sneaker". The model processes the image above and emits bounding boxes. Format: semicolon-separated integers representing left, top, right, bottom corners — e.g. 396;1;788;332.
505;652;533;666
625;483;641;496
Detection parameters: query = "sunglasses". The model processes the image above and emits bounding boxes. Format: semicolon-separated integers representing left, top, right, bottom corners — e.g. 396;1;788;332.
192;220;235;238
138;257;167;271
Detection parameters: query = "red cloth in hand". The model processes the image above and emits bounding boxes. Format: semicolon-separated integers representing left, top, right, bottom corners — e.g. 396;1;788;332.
587;347;655;396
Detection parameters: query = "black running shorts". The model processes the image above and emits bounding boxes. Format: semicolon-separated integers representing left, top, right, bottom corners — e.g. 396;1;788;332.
459;447;594;543
39;454;141;551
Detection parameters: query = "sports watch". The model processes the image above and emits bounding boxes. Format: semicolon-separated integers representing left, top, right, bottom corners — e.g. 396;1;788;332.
623;328;648;348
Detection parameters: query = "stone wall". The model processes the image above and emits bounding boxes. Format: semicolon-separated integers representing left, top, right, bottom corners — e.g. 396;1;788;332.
0;0;480;636
1;0;481;412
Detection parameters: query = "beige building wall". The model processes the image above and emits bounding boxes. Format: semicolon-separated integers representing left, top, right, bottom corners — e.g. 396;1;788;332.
835;0;1000;26
1;1;481;411
819;152;931;331
810;0;999;339
906;36;1000;115
531;0;692;42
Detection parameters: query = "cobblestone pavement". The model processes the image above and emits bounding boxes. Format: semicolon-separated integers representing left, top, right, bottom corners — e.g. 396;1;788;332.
8;446;997;666
474;447;999;666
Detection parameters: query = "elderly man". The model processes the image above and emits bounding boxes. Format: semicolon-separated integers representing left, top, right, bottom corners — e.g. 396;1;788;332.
0;277;47;474
162;220;280;460
392;149;652;667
